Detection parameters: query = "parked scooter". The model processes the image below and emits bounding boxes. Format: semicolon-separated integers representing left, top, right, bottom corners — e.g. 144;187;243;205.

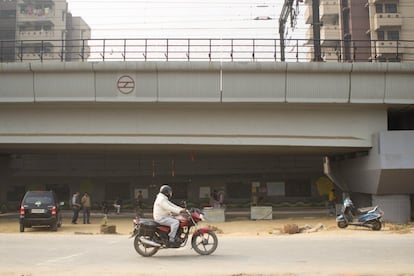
336;197;384;231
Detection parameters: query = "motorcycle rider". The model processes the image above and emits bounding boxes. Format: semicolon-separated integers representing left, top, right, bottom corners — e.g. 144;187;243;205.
153;184;186;245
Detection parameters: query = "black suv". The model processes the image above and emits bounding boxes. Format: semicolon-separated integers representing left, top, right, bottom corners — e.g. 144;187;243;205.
19;190;63;232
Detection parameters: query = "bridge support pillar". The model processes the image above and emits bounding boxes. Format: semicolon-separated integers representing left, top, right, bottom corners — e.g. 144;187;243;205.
373;194;411;224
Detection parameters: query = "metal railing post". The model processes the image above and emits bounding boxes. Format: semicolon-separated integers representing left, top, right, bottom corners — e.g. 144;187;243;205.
230;39;234;61
101;39;106;61
144;39;147;61
296;39;299;62
165;39;169;61
187;39;190;61
123;39;126;61
353;41;356;62
60;38;64;62
40;40;44;62
19;40;23;62
252;39;255;61
396;39;399;61
209;39;212;61
81;39;85;62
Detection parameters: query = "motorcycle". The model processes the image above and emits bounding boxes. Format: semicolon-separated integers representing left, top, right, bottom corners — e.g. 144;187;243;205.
336;197;384;231
130;207;218;257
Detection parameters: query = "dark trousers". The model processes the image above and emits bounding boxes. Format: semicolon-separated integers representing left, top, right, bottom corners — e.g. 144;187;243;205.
72;207;80;223
83;207;90;223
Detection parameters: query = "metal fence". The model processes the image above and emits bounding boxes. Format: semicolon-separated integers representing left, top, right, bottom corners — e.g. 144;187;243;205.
1;38;414;63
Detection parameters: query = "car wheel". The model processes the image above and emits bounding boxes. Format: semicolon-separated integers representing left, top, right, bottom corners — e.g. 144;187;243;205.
57;214;62;227
51;222;58;232
19;223;24;233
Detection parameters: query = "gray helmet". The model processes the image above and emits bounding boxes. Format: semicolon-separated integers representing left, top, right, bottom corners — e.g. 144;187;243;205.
159;184;172;199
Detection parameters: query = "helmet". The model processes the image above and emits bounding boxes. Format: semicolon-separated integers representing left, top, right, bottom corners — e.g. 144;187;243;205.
159;184;172;199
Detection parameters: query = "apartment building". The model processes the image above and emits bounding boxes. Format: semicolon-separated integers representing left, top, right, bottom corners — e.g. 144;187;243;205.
0;0;90;62
0;0;17;62
65;14;91;61
305;0;414;62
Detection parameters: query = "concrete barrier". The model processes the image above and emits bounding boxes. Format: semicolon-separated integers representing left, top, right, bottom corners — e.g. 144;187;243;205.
202;207;225;222
250;206;272;220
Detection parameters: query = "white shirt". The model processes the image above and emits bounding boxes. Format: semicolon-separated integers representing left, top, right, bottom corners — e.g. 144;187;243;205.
153;193;182;221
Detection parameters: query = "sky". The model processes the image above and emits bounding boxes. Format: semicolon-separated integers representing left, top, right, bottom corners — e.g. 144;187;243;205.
66;0;306;39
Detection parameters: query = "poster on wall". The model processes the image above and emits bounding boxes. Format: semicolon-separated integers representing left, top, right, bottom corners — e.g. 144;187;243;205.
266;182;285;196
199;187;211;198
251;181;260;193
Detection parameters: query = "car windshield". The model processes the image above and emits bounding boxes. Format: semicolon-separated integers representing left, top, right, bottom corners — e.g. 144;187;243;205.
24;196;53;205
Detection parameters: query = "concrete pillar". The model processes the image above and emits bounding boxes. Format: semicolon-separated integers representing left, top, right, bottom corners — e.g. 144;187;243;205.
372;194;411;224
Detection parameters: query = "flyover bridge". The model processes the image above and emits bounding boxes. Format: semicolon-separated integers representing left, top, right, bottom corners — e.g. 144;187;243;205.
0;60;413;223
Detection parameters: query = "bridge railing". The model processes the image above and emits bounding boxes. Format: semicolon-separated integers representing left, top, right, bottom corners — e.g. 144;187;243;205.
1;38;414;63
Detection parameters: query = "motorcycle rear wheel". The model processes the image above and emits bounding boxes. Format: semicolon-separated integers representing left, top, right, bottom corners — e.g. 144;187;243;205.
134;236;159;257
191;231;218;255
371;220;382;231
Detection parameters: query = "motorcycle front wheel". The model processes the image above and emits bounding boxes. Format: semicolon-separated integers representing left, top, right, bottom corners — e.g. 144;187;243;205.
191;231;218;255
134;236;159;257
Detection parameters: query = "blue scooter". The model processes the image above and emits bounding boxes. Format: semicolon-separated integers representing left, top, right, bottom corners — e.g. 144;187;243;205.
336;197;384;231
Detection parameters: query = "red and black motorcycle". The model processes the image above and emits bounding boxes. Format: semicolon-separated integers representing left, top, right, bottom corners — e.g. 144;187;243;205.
130;208;218;257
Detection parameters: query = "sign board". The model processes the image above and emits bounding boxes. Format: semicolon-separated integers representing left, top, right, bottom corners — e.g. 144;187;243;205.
266;182;285;196
117;75;135;95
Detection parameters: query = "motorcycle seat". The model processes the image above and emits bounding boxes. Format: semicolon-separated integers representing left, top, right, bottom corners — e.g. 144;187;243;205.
357;206;375;214
139;219;161;228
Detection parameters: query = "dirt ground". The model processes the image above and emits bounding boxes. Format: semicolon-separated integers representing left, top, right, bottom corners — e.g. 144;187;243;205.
1;214;413;237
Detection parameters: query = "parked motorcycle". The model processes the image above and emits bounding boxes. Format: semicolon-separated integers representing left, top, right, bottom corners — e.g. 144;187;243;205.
130;207;218;257
336;197;384;231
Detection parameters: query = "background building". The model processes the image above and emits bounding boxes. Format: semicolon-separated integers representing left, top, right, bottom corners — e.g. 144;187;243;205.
65;14;91;61
0;0;17;62
305;0;414;62
0;0;90;62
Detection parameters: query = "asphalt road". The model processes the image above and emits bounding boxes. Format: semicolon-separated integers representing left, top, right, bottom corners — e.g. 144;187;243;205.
1;233;414;276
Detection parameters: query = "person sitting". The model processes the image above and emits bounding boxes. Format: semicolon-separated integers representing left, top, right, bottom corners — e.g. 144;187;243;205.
153;184;185;245
113;197;122;214
101;201;109;214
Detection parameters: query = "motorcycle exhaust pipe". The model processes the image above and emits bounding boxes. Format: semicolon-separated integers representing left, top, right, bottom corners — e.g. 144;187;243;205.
139;237;161;247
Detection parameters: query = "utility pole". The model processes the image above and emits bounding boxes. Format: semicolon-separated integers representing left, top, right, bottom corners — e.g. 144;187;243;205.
279;0;295;62
312;0;322;61
279;0;322;62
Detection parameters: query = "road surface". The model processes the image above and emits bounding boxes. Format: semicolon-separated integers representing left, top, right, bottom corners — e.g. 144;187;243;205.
0;233;413;275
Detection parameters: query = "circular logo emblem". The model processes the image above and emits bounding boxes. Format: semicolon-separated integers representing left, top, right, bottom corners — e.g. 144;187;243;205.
117;75;135;95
